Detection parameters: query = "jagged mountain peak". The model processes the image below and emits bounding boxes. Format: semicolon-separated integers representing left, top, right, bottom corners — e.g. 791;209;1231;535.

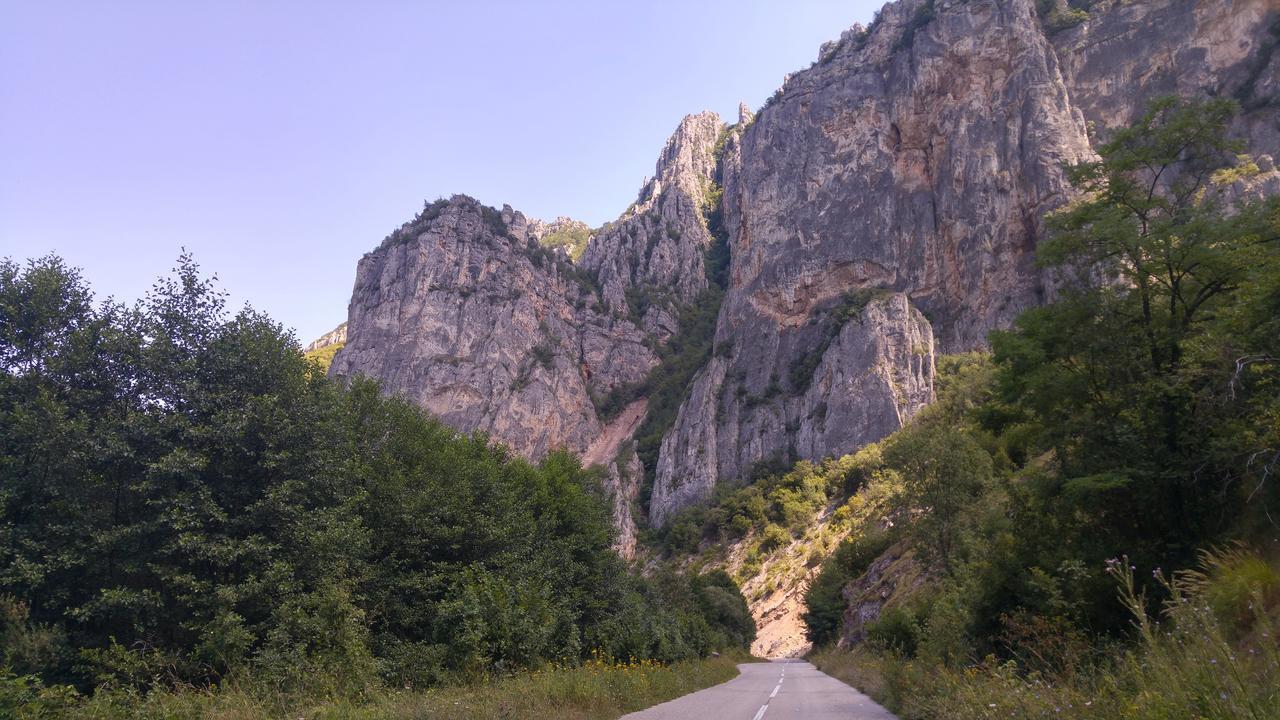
331;0;1280;533
578;111;728;333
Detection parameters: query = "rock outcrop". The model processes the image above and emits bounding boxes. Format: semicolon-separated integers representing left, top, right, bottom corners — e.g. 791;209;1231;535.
579;111;725;338
332;0;1280;533
651;293;935;526
837;541;929;649
331;196;655;460
651;0;1091;522
647;0;1280;524
330;113;732;548
304;322;347;353
1049;0;1280;159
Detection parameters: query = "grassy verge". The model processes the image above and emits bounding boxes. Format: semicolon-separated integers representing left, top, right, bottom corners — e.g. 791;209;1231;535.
810;548;1280;720
7;653;749;720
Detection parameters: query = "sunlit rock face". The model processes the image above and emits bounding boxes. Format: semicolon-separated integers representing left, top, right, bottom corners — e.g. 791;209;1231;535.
647;0;1280;525
650;0;1091;522
328;196;656;555
579;111;725;339
333;0;1280;532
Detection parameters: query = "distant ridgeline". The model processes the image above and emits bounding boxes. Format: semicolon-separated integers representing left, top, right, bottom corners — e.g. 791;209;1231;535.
302;321;345;371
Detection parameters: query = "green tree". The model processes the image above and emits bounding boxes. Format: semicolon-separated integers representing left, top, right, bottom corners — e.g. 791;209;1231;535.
885;424;993;573
993;96;1280;569
0;253;755;696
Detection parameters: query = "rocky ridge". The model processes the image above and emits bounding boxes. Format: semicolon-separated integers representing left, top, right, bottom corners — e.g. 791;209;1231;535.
650;0;1280;523
304;322;347;353
328;112;730;554
579;110;726;339
330;0;1280;540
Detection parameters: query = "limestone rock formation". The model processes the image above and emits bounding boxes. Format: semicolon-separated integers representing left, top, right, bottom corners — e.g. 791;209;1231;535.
331;0;1280;534
330;196;655;460
837;541;929;649
647;0;1280;524
651;0;1091;522
651;293;935;526
579;111;725;338
529;216;593;261
304;322;347;353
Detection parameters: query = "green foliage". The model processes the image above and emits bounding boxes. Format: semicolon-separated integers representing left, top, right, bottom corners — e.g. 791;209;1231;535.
802;98;1280;718
818;547;1280;720
657;449;886;557
382;198;450;246
802;529;896;646
995;96;1279;590
1178;543;1280;640
884;424;993;573
758;524;791;552
1035;0;1090;33
538;224;592;261
593;285;725;501
303;340;344;372
0;254;753;705
530;338;557;370
865;605;923;656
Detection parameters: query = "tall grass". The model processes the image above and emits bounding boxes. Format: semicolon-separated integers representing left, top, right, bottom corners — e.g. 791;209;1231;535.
2;652;748;720
812;546;1280;720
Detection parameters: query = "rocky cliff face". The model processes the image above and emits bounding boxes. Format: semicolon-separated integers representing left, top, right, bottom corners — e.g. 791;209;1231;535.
304;322;347;353
1050;0;1279;157
651;292;935;526
647;0;1279;524
328;196;659;555
579;111;725;338
650;0;1094;522
333;0;1280;533
331;196;655;459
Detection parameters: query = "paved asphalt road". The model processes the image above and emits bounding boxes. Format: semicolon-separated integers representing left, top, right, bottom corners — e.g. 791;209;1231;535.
620;659;897;720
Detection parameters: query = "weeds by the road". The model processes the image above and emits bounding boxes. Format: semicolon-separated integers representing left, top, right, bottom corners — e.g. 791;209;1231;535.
811;546;1280;720
3;652;747;719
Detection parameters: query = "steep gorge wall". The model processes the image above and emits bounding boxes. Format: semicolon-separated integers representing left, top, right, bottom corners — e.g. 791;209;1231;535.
580;111;725;339
331;0;1280;536
651;0;1095;522
329;113;728;554
648;0;1280;524
1050;0;1279;155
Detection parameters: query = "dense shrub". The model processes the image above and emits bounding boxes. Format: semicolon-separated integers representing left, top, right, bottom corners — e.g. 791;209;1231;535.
802;529;896;646
0;255;753;700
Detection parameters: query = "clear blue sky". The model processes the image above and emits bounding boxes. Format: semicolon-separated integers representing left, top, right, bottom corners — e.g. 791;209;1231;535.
1;0;879;343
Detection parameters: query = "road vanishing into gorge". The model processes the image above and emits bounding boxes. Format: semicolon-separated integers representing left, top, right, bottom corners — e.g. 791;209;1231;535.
620;659;898;720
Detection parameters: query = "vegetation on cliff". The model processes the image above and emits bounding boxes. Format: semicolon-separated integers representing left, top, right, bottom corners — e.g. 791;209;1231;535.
538;222;592;261
0;254;754;714
795;97;1280;717
594;151;735;511
302;339;344;372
